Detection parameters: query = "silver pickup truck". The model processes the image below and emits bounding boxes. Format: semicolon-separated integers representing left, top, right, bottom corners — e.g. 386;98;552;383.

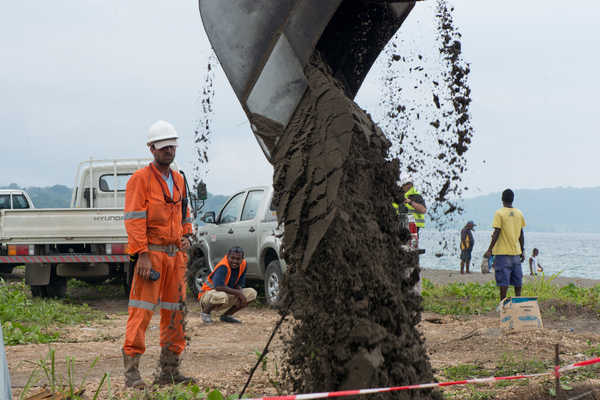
187;186;286;307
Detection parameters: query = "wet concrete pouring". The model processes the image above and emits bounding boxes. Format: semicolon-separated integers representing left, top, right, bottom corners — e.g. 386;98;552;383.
271;53;440;399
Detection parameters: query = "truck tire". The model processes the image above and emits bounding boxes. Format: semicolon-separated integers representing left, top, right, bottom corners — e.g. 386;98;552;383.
264;260;283;308
29;266;67;299
187;257;209;300
45;267;68;299
0;264;16;274
30;285;48;298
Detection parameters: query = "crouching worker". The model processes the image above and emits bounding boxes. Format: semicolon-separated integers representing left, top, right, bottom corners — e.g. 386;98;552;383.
199;246;257;324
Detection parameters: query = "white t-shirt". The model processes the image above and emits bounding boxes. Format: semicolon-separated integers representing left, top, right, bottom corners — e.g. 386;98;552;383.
529;255;538;270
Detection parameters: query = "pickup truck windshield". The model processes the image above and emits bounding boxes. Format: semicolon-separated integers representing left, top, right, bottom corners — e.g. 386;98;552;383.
220;192;244;223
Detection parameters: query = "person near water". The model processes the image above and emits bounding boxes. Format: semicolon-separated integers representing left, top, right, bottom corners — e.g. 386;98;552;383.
122;120;196;389
393;174;427;232
484;189;526;302
529;248;543;275
199;246;257;324
460;220;476;274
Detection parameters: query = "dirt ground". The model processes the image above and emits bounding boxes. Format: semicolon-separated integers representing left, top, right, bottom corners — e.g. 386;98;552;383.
4;269;600;400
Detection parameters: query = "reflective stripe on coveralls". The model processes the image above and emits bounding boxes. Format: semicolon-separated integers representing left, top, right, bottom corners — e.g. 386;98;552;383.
198;255;247;301
124;210;147;220
123;163;192;357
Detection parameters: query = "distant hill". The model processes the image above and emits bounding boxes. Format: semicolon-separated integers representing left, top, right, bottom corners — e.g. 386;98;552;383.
3;184;598;233
443;187;600;233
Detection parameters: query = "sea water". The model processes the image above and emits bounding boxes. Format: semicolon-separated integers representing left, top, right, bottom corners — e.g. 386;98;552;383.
419;230;600;280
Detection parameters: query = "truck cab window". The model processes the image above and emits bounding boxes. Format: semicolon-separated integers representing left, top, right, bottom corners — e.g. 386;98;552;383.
241;190;264;221
0;195;9;209
219;192;244;223
99;174;132;192
13;195;30;209
266;196;277;222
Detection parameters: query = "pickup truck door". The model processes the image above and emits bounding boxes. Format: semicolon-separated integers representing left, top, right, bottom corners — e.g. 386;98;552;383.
209;191;245;268
232;189;265;279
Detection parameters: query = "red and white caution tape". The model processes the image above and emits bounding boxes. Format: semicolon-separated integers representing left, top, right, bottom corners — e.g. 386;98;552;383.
243;356;600;400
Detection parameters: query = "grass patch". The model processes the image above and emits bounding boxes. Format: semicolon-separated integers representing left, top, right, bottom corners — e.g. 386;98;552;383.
1;278;106;345
421;279;498;315
440;363;487;381
495;351;550;376
421;274;600;316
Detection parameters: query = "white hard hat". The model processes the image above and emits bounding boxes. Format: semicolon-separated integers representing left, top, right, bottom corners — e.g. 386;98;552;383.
147;120;179;149
398;174;413;186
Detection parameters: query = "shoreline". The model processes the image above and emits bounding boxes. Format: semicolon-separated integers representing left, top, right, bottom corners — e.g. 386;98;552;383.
421;267;600;288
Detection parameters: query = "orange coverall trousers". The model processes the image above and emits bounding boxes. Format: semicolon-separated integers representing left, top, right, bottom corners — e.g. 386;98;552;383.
123;250;187;357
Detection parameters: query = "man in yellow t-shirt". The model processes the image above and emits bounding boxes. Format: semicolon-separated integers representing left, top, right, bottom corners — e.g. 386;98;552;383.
484;189;526;302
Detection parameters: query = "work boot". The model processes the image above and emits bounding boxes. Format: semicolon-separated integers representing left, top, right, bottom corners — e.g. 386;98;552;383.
121;348;146;389
157;347;198;386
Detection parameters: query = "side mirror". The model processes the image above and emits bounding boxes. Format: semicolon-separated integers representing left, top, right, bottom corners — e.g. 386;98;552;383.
196;182;207;201
202;211;216;224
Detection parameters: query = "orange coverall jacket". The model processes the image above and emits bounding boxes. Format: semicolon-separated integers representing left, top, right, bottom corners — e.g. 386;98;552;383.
123;162;193;357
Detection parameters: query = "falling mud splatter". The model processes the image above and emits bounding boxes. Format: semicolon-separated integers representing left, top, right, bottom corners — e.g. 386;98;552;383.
157;52;218;377
375;0;474;230
372;0;474;257
192;52;217;210
273;53;441;399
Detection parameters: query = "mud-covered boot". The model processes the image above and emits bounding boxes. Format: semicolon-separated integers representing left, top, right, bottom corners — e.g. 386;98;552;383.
122;348;146;389
157;347;198;386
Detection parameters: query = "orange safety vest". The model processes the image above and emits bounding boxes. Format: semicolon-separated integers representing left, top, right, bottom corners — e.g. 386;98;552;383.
124;163;193;254
198;255;247;300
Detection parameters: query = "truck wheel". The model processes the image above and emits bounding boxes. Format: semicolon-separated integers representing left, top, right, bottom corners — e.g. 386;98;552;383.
30;266;67;299
0;264;16;274
30;285;48;298
45;267;68;299
187;257;209;299
264;260;282;308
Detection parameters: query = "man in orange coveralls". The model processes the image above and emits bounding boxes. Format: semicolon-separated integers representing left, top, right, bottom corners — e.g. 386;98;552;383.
121;120;196;389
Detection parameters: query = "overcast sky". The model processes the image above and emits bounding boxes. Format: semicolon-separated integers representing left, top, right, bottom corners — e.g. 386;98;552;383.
1;0;598;199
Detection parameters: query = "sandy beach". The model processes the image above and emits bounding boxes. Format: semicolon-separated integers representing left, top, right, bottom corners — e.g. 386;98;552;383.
421;267;600;289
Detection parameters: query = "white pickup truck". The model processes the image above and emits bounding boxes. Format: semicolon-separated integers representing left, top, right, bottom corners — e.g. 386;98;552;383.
0;158;194;299
0;189;35;211
0;189;35;273
187;186;286;307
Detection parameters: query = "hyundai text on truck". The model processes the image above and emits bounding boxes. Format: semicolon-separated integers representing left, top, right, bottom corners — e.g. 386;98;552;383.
0;158;195;299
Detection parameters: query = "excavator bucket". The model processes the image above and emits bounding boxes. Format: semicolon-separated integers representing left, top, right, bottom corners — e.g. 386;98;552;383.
198;0;416;161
